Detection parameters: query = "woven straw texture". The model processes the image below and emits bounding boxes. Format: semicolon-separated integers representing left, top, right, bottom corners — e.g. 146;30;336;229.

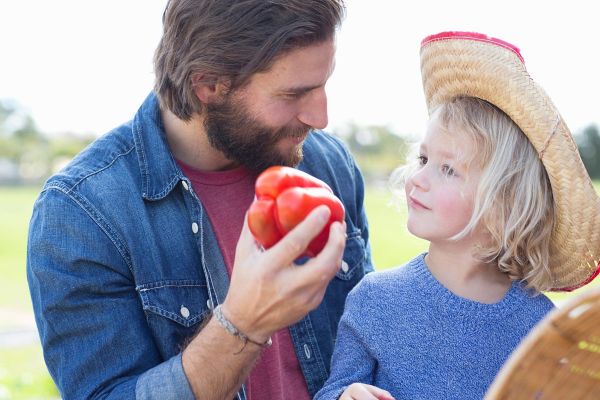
485;287;600;399
420;37;600;291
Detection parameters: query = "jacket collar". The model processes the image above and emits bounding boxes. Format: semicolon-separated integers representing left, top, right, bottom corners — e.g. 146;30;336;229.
133;92;184;201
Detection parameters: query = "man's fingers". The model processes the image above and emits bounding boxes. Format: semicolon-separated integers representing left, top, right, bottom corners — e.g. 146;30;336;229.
267;205;331;267
291;221;346;312
300;220;346;282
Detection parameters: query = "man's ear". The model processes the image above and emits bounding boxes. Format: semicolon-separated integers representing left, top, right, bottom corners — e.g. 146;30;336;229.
192;73;231;104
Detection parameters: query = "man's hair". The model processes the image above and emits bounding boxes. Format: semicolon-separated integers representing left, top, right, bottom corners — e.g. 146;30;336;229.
391;96;555;293
154;0;345;121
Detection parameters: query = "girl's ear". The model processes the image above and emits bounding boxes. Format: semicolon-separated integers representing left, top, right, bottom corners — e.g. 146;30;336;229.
191;73;231;104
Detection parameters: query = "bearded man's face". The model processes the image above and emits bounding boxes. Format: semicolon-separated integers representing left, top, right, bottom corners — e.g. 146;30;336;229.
204;94;310;172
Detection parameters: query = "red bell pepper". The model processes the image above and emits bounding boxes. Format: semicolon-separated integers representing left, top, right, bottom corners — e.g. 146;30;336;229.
247;166;345;257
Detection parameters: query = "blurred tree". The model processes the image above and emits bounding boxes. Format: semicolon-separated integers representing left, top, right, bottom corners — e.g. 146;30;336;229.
0;101;16;134
334;123;411;185
576;124;600;179
0;99;93;184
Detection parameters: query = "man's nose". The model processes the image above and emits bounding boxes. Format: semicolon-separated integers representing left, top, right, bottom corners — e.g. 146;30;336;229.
297;89;328;130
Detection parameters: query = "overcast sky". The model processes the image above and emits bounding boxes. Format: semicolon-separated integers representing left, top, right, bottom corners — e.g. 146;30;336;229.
1;0;599;139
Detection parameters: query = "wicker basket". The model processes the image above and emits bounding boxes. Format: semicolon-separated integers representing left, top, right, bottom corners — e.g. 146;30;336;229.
486;287;600;399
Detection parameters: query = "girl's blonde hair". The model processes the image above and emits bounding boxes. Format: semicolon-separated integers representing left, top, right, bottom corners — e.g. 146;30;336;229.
391;96;555;293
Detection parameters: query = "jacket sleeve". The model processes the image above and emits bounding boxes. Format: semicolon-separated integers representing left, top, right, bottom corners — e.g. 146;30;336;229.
26;187;195;399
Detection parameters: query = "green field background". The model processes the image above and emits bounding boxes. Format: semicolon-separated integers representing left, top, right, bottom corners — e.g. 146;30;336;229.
1;183;599;398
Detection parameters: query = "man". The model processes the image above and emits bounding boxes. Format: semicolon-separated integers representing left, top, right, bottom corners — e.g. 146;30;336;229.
27;0;373;399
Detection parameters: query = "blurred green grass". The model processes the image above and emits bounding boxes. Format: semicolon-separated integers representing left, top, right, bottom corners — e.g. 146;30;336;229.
0;346;58;399
1;182;599;397
364;185;428;269
0;186;36;312
0;186;60;399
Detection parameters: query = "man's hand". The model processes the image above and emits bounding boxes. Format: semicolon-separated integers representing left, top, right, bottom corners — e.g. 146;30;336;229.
182;205;346;399
339;383;395;400
223;205;346;343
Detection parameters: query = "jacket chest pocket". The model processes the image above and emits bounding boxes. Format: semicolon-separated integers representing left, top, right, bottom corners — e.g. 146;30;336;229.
335;228;367;281
137;280;211;358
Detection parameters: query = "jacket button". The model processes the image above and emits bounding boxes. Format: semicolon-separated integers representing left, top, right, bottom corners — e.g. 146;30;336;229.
341;261;349;273
192;222;199;234
182;181;189;191
303;344;311;359
180;306;190;319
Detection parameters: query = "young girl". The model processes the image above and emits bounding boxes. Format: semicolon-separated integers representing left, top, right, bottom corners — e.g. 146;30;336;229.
314;32;600;400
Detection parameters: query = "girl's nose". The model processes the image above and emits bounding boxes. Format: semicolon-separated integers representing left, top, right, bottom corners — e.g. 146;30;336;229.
409;165;430;191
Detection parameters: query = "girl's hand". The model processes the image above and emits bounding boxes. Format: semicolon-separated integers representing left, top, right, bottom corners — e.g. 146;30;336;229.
339;383;395;400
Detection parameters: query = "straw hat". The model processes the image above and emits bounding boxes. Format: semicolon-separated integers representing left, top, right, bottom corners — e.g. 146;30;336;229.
485;286;600;399
420;31;600;291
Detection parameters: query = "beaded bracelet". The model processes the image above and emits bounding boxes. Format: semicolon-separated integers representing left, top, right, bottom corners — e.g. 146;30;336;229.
213;305;273;351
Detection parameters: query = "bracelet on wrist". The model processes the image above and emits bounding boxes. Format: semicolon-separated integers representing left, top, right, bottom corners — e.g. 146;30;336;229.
213;305;273;350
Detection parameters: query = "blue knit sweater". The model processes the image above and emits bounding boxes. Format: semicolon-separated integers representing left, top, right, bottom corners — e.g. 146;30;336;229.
314;253;555;400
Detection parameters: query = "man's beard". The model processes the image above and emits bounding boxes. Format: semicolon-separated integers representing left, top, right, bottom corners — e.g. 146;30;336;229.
204;95;311;173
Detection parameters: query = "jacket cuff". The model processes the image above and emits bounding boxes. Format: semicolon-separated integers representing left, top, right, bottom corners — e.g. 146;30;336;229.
136;353;195;399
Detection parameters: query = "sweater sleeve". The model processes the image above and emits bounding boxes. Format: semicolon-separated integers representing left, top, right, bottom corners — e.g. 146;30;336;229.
314;278;378;400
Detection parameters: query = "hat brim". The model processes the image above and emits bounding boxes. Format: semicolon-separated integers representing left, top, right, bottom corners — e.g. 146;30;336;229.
420;31;600;291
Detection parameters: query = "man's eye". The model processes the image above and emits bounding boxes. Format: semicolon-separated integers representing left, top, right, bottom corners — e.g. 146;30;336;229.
282;92;304;100
417;155;428;165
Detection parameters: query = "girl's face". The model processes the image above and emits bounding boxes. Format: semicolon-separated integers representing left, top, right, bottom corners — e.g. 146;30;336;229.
404;118;482;244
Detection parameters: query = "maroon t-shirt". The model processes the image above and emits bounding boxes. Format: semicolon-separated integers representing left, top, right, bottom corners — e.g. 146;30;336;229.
178;160;311;400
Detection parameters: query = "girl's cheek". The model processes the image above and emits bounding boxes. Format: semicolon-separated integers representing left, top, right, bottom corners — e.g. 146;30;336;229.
437;191;464;213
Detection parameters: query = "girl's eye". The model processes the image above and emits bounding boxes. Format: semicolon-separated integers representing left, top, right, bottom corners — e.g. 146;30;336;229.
441;164;457;177
417;155;428;165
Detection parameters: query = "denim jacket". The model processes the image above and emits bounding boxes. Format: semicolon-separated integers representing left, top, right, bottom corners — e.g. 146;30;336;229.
27;93;373;399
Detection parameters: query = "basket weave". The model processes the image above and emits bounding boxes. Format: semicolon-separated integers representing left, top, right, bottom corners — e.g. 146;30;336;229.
485;287;600;399
420;32;600;291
